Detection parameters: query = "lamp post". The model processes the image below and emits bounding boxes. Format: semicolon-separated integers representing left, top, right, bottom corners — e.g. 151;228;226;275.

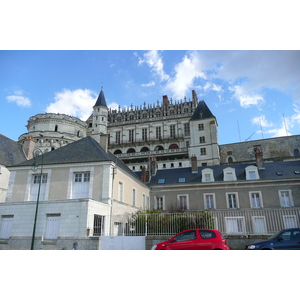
31;148;44;250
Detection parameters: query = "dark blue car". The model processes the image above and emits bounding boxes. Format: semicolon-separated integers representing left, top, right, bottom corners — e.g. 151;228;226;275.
246;228;300;250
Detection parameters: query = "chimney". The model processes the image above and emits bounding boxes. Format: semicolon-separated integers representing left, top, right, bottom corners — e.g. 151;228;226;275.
192;90;198;108
141;166;147;183
149;156;157;176
162;95;169;112
99;134;108;152
191;155;198;173
254;147;265;169
23;136;35;160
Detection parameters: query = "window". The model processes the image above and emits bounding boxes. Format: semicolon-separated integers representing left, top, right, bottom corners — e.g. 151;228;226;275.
252;216;267;234
30;174;48;201
279;190;293;207
245;166;259;180
132;188;136;206
184;123;190;136
158;179;165;184
118;181;124;202
227;193;238;209
199;136;206;144
143;194;146;210
0;216;14;239
283;215;297;229
115;131;121;144
223;167;237;181
199;230;216;239
129;129;134;142
93;215;105;236
142;128;148;141
250;192;263;208
178;195;188;210
45;214;60;240
225;217;245;234
198;124;204;131
155;196;164;210
200;148;206;155
176;230;196;242
204;194;215;209
156;127;161;139
178;178;186;183
170;125;176;138
72;172;90;199
201;168;214;182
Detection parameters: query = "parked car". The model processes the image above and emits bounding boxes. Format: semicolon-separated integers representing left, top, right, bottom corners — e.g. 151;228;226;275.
151;229;230;250
246;228;300;250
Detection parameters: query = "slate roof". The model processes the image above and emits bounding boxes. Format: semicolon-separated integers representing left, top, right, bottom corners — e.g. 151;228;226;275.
190;100;216;121
143;160;300;187
94;89;107;107
10;136;139;179
0;134;27;166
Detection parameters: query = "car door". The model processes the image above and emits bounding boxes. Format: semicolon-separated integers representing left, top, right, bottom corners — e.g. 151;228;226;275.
197;230;216;250
167;230;198;250
290;229;300;249
272;230;297;250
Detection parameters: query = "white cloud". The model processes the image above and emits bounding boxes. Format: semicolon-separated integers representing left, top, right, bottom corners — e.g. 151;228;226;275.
230;85;264;108
108;101;119;110
6;90;31;107
138;50;169;82
251;115;274;127
141;81;155;87
165;51;206;99
46;89;97;120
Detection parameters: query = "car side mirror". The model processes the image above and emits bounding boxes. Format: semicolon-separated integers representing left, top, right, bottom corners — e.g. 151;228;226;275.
170;239;176;243
277;237;284;242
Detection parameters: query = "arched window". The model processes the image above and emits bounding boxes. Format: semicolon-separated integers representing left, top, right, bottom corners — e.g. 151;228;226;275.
154;145;164;151
169;144;179;149
228;157;233;164
54;125;58;132
77;131;80;137
140;147;150;152
294;149;300;157
127;148;136;153
114;149;122;154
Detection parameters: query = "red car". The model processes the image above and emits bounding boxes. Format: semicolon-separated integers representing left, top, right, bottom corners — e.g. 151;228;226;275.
151;229;230;250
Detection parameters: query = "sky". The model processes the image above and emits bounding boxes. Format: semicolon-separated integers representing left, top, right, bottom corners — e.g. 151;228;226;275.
1;50;300;145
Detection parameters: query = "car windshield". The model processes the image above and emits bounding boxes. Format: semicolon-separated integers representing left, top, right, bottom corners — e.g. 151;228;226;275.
268;231;283;240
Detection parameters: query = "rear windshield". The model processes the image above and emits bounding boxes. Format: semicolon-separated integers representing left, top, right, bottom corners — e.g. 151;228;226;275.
199;230;216;239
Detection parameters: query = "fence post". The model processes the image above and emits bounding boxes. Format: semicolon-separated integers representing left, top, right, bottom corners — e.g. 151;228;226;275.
145;214;147;236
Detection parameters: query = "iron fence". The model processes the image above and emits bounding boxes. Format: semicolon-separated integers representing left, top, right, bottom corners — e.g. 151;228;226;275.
93;208;300;237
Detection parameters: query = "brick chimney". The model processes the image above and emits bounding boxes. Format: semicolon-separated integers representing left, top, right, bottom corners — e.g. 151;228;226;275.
141;166;147;183
254;147;265;169
191;155;198;173
22;136;35;160
99;134;108;152
162;95;169;112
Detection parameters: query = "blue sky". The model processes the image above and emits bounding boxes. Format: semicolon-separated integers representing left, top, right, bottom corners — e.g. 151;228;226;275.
1;50;300;144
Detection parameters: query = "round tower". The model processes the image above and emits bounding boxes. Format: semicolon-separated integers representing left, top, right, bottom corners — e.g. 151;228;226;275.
90;88;109;150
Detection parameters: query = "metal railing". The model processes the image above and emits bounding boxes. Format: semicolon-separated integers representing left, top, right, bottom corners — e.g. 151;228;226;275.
93;208;300;237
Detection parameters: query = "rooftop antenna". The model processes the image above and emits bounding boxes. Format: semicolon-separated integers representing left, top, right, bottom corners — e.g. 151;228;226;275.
283;113;288;136
245;132;255;141
259;118;264;139
237;121;241;142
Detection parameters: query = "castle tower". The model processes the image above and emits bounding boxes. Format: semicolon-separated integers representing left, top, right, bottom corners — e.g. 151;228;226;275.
90;88;109;150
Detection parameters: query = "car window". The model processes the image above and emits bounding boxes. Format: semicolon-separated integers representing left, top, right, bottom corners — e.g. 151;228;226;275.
199;230;216;239
279;231;292;241
176;230;196;242
291;230;300;240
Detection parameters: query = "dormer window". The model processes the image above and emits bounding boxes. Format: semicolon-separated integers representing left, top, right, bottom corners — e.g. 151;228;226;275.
223;167;237;181
201;168;215;182
245;166;260;180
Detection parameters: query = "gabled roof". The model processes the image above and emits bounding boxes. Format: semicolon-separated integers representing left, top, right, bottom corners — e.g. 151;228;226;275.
94;89;107;107
190;100;215;121
10;136;139;179
0;134;27;166
144;160;300;187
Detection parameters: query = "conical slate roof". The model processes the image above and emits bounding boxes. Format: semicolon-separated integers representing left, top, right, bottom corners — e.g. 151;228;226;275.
94;89;107;107
190;100;215;121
